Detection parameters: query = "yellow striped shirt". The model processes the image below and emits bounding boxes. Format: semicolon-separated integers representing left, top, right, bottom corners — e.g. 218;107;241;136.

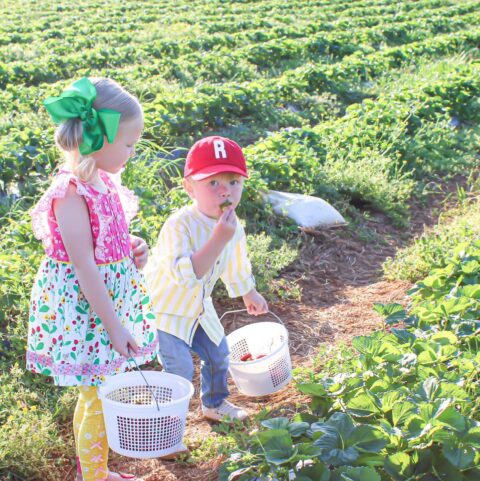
144;204;255;346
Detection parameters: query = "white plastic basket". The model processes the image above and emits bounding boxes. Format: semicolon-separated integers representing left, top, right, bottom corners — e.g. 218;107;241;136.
98;368;193;459
224;310;292;397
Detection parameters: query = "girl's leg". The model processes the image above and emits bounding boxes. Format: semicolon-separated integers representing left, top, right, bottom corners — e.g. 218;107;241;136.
77;386;109;481
73;391;86;479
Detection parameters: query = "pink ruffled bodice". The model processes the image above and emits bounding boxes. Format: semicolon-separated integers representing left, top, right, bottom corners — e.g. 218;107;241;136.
30;169;139;264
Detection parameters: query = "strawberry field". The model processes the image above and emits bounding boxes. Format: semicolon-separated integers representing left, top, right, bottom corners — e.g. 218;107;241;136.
1;1;479;480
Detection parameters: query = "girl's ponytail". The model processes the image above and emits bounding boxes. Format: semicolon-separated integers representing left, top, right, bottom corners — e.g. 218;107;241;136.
55;117;82;152
55;119;96;182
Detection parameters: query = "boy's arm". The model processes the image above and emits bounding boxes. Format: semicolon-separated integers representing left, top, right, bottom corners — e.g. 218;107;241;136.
147;209;235;287
191;207;237;279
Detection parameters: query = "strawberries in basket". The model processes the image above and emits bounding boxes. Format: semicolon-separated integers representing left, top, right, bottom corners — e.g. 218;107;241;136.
239;352;267;362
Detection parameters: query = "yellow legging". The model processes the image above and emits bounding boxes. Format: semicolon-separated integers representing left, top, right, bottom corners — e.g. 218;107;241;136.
73;386;109;481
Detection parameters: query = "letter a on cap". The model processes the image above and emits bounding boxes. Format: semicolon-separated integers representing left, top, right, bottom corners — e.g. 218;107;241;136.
213;140;227;159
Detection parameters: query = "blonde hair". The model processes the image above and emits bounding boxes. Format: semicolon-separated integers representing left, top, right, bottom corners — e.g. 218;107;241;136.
54;77;143;182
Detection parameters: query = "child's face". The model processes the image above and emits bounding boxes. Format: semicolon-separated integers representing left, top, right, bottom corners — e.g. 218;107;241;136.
184;172;244;219
92;116;143;174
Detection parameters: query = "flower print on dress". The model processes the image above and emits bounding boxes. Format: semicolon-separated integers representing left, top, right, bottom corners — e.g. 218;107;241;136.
27;170;157;386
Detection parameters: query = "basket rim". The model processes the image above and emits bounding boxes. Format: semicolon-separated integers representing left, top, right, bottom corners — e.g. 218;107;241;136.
98;370;194;409
227;321;289;367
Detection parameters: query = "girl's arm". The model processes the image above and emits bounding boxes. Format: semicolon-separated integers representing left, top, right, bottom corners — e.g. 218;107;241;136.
54;183;138;357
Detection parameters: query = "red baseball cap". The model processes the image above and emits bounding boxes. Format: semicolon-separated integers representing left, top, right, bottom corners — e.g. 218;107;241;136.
184;136;249;180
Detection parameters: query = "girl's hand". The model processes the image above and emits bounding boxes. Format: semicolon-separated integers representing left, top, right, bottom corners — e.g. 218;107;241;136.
212;206;237;244
242;289;269;316
130;234;148;269
109;325;139;358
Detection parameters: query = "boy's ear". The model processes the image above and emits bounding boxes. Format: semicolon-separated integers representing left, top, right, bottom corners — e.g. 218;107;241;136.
183;178;195;199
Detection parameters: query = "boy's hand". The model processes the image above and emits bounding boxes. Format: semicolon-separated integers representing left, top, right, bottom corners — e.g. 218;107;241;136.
212;206;237;244
130;234;148;269
242;289;269;316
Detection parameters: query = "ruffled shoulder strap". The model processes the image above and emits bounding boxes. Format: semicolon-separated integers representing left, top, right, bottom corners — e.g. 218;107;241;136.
101;171;139;225
30;170;92;245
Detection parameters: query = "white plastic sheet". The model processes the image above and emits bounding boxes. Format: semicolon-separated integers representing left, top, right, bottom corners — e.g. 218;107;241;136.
262;190;346;228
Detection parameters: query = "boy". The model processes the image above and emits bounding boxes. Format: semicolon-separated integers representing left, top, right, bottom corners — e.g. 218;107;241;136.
145;136;268;421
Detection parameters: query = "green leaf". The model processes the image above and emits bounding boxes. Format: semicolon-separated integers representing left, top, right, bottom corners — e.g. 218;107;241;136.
391;329;416;345
39;305;49;312
380;391;406;412
297;463;330;481
349;425;387;453
373;303;406;325
288;422;309;437
416;377;440;402
384;452;413;481
297;383;327;397
86;333;95;341
264;434;296;465
352;336;377;355
295;442;322;458
392;401;416;427
332;466;381;481
417;349;438;365
257;428;289;446
442;441;476;470
464;427;480;448
261;417;289;430
325;412;355;438
436;408;466;432
438;382;469;401
346;392;381;418
431;331;458;345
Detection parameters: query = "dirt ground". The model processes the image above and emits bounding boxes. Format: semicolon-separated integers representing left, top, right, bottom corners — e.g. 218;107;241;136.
104;179;463;481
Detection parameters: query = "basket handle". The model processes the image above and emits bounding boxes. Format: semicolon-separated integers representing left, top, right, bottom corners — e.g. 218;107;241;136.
127;346;161;411
219;308;284;326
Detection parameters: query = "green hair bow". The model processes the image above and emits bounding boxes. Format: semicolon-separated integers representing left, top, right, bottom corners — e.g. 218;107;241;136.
43;77;121;156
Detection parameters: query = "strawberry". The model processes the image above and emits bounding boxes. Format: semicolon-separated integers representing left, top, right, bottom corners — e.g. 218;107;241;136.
240;352;253;362
220;199;233;211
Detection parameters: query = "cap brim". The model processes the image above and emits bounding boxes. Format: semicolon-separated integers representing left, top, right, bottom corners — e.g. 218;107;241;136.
187;164;249;180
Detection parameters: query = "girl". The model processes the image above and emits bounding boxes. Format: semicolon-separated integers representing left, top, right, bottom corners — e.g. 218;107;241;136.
26;77;157;481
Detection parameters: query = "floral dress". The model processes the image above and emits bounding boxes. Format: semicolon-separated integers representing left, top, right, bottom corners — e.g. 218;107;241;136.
26;169;158;386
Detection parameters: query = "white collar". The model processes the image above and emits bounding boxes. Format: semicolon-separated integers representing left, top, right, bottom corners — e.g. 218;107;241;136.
192;203;217;228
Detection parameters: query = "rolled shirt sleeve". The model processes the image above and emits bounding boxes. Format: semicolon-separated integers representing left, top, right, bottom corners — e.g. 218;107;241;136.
154;218;203;288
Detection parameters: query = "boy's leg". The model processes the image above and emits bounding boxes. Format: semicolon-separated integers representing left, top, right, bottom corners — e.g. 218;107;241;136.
157;329;194;381
190;326;230;408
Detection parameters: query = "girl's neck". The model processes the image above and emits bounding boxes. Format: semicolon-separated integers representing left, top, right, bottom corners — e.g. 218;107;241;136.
60;163;109;194
89;170;109;194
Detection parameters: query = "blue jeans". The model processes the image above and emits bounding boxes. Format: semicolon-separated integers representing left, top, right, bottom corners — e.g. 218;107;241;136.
157;326;230;408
